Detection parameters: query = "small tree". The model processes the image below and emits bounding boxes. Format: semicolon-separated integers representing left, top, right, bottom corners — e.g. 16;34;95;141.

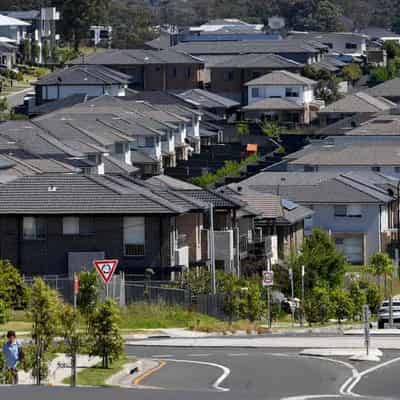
31;42;40;63
304;286;332;325
28;278;60;384
236;121;249;136
90;299;123;369
77;270;99;328
384;41;400;59
341;63;362;83
242;280;265;322
0;299;9;325
0;259;29;309
221;274;241;325
20;39;32;63
349;281;367;320
360;280;383;314
260;120;282;148
368;252;394;297
330;288;354;324
42;41;51;64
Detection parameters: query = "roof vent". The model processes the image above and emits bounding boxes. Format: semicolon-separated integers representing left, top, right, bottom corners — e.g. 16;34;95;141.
237;186;242;192
47;185;57;192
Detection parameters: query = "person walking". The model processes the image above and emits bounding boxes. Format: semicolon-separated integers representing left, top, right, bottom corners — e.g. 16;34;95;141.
2;331;22;384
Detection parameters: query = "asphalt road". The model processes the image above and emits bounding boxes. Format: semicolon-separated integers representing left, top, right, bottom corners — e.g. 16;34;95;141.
1;344;400;399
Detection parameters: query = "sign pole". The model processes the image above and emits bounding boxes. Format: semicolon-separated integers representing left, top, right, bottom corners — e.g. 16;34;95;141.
262;269;274;329
363;304;370;356
289;268;295;326
71;273;78;387
301;265;305;327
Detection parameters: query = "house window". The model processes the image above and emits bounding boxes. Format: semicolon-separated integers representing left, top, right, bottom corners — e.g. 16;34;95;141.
304;165;317;172
251;87;260;98
63;217;79;235
186;67;191;78
23;217;46;240
334;205;362;217
63;217;95;235
345;43;357;50
115;143;124;154
145;137;154;147
335;236;363;264
334;205;347;217
395;167;400;173
285;87;299;97
223;71;234;81
371;166;381;172
124;217;145;256
304;206;314;230
323;42;333;49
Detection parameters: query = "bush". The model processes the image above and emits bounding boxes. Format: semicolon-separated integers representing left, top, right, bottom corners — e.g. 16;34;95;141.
330;288;354;324
0;300;10;325
241;280;265;322
349;281;367;320
0;259;29;309
304;286;332;325
360;280;382;314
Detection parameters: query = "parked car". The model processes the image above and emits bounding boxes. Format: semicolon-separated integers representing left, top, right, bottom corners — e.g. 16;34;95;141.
377;297;400;328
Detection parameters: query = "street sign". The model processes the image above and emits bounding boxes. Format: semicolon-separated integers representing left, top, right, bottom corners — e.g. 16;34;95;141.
93;259;119;284
74;274;79;296
262;270;274;287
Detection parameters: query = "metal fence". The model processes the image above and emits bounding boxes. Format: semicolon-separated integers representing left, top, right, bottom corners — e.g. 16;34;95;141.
125;283;191;307
194;293;227;320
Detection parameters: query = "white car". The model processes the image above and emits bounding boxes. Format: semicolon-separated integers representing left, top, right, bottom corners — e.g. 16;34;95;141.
377;298;400;329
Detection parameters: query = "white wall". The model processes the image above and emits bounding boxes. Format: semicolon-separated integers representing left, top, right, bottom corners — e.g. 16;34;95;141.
247;84;314;105
41;84;126;100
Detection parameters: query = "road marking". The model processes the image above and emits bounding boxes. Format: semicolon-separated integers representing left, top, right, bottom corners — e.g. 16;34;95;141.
187;353;210;357
228;353;249;356
151;355;173;358
133;360;166;385
346;355;400;396
281;395;342;400
165;358;231;392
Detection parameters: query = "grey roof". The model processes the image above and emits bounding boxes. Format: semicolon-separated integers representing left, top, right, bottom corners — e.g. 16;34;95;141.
35;65;132;86
210;53;303;69
288;142;400;166
0;174;205;215
0;10;39;20
345;114;400;136
29;94;88;116
226;172;393;204
146;175;201;190
173;39;321;55
319;92;396;114
243;98;304;111
177;89;240;109
146;33;172;50
365;78;400;99
245;70;317;86
360;27;400;39
70;49;203;66
178;189;243;209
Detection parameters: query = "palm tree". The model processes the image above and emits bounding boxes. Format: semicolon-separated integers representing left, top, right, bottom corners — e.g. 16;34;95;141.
367;252;394;298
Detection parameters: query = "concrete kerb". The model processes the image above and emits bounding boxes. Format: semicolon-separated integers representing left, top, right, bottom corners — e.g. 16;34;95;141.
300;348;383;362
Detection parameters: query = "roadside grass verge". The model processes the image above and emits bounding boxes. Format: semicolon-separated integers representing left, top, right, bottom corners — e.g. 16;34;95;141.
63;356;129;386
120;302;218;330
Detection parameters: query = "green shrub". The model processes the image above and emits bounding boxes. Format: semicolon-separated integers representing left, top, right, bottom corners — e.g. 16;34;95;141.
304;286;332;325
330;288;354;324
0;259;29;309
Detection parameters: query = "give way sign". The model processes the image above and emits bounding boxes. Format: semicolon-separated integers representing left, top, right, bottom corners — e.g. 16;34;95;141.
93;259;119;284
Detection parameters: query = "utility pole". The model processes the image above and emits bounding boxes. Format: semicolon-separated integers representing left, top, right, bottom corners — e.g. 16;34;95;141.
363;304;370;356
209;203;216;295
289;267;295;326
301;265;305;326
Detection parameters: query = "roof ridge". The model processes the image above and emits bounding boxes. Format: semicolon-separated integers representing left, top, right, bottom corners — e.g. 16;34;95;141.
335;175;389;201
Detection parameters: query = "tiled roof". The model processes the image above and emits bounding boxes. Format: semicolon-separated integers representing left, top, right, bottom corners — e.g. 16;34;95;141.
177;89;240;109
319;92;396;114
245;70;317;86
178;189;243;209
69;49;203;66
146;175;200;190
345;114;400;136
0;174;202;214
35;65;132;86
210;53;303;69
365;78;400;99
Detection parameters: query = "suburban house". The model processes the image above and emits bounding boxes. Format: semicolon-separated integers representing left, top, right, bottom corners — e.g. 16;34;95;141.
227;171;398;264
1;7;59;63
208;54;304;103
69;49;204;91
318;92;396;125
285;139;400;176
220;187;313;263
0;174;214;276
360;27;400;43
0;13;29;45
0;41;16;68
34;65;132;105
289;31;368;57
366;78;400;103
243;70;320;125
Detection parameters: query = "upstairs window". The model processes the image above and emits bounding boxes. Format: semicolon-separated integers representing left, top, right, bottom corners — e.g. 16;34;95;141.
285;87;299;97
145;137;154;147
251;87;260;98
63;217;95;235
345;42;357;49
124;217;145;256
334;205;362;218
23;217;46;240
371;166;381;172
223;71;234;81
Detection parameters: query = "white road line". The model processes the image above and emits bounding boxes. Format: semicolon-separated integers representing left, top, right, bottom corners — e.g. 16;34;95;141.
281;395;342;400
186;353;210;357
165;358;231;392
151;355;173;358
228;353;249;356
346;355;400;396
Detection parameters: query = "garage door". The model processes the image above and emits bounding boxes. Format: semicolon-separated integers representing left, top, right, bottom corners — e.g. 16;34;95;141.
335;237;363;264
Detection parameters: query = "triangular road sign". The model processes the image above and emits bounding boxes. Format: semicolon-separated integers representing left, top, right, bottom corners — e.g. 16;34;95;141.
93;259;119;284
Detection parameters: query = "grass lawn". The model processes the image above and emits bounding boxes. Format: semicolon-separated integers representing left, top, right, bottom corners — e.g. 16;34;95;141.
0;310;31;333
120;302;218;330
63;356;130;386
